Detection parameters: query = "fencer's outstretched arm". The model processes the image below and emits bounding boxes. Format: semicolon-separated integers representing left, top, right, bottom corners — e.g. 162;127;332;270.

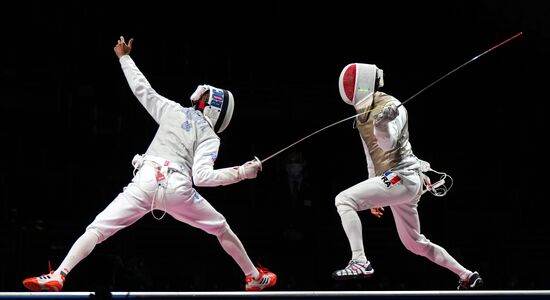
192;138;261;187
114;36;179;124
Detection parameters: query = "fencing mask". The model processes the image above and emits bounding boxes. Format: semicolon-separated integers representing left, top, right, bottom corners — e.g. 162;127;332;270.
338;63;384;108
190;84;235;133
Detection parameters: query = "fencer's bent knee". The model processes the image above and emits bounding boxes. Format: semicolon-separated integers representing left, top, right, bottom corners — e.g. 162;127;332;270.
335;191;357;214
86;228;104;244
211;221;230;237
401;237;431;256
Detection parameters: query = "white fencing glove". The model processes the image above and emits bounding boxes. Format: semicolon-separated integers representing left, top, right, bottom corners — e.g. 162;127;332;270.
375;103;399;125
238;156;262;180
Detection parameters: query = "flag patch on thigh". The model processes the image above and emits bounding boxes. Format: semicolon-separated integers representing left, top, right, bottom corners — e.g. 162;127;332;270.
381;171;401;188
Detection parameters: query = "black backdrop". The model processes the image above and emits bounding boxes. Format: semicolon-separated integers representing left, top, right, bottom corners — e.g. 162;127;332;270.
1;0;549;291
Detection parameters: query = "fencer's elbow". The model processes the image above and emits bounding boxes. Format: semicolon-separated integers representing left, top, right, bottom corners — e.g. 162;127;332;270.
192;171;210;187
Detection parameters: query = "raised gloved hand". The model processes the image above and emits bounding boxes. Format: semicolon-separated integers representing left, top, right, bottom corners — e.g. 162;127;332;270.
375;103;399;125
238;156;263;180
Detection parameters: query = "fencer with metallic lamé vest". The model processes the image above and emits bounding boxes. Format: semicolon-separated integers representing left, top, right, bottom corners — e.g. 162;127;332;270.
355;92;415;176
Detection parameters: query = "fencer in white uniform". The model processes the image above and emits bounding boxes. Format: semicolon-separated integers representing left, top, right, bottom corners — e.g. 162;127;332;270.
22;36;276;292
331;63;483;290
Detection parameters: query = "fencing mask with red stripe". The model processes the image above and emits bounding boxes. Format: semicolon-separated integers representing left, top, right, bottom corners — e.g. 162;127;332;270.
338;63;384;108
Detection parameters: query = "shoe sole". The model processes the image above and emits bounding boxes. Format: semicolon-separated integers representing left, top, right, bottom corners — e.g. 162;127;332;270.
246;276;277;291
23;280;62;291
331;272;374;280
23;281;41;291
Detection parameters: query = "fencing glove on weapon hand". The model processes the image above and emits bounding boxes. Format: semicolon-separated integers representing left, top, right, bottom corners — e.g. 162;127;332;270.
213;157;262;186
375;102;399;125
238;157;262;180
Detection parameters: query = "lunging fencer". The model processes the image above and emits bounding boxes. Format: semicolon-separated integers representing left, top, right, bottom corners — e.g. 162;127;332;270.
331;63;483;290
22;36;276;292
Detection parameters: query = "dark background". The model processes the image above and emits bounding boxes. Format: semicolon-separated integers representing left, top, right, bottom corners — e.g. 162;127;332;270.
1;0;549;292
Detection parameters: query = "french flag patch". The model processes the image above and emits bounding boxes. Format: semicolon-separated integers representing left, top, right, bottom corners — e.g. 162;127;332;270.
382;171;401;188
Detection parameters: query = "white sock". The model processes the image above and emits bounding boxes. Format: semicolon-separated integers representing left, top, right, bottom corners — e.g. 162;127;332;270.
338;207;367;263
54;230;99;276
217;228;259;279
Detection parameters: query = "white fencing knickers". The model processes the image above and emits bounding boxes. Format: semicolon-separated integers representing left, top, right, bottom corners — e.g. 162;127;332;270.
335;168;469;277
86;156;229;243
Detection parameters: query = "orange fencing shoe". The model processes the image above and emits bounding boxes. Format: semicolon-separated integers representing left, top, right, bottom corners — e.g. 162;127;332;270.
22;271;65;291
245;265;277;291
